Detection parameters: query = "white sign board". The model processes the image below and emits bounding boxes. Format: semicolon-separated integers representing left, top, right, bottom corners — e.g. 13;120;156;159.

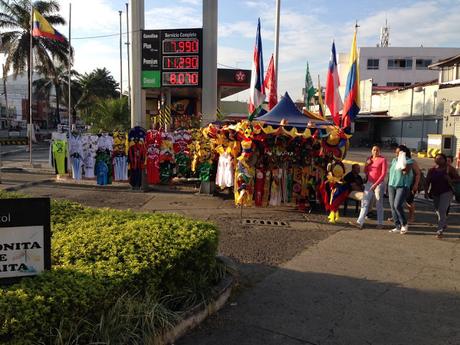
0;226;45;278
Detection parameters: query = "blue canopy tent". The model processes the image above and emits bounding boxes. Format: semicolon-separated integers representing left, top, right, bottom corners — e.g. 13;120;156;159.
255;92;331;129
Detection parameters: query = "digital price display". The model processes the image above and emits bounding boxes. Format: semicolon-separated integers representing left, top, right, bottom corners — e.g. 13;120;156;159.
162;72;200;86
163;39;199;54
142;28;202;88
163;56;199;70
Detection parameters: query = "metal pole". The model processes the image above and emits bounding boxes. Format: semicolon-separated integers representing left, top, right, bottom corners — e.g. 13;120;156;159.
125;3;131;108
29;5;33;165
68;3;72;133
421;88;425;148
119;10;123;98
273;0;281;90
201;0;218;125
130;0;144;128
2;65;8;118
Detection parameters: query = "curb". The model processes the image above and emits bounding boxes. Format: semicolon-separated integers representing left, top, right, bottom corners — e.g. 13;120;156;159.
52;179;198;194
3;178;54;192
154;259;237;345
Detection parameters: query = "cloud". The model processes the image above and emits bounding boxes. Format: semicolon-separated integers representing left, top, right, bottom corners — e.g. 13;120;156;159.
218;46;252;69
57;0;120;34
179;0;201;5
144;5;201;29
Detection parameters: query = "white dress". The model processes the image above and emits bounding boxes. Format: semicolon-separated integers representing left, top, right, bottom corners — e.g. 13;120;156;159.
216;152;234;188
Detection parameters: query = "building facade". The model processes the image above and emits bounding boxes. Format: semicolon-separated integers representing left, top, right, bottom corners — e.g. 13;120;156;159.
429;54;460;158
338;47;460;87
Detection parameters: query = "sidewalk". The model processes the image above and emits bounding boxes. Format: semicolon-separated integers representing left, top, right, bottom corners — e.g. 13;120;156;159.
178;228;460;345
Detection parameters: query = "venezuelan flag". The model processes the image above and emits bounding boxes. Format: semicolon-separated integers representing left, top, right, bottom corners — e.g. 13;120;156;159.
342;30;360;128
32;9;65;42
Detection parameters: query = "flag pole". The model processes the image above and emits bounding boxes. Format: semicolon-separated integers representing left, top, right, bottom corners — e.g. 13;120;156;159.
68;2;72;135
119;10;123;99
29;6;33;165
125;3;131;109
273;0;280;91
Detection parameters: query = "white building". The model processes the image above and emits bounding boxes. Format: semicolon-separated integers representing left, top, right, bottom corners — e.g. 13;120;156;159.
429;54;460;158
338;47;460;87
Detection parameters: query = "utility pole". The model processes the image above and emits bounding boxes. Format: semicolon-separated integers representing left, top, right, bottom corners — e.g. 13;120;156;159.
119;10;123;98
125;3;131;108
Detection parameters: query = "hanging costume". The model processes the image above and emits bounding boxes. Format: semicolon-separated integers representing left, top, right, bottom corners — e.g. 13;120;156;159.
52;140;68;175
68;132;84;180
82;135;98;178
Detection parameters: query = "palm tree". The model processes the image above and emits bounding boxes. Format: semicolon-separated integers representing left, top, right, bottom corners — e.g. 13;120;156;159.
74;68;120;118
0;0;71;121
33;63;79;127
86;97;129;132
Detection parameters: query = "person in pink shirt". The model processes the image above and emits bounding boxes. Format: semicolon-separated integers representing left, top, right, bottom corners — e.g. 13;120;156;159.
352;145;388;229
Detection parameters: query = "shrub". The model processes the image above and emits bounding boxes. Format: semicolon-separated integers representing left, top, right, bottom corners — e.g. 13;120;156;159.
0;195;219;344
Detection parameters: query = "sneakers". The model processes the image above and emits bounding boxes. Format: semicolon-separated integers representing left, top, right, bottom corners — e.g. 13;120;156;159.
400;225;409;234
389;228;400;233
436;229;443;239
349;221;363;229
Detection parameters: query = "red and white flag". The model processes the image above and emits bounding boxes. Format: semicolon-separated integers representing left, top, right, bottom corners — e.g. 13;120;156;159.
264;54;277;110
249;18;265;114
325;41;343;126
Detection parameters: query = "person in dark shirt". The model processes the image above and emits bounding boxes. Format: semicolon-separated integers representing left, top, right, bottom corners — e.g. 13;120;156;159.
344;164;364;200
425;153;460;238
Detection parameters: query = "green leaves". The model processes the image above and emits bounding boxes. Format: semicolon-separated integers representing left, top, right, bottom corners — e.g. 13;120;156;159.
0;196;219;344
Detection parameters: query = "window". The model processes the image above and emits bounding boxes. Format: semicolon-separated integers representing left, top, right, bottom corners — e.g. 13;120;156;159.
367;59;379;70
388;58;413;70
442;67;455;82
415;59;432;70
443;137;452;150
386;82;411;87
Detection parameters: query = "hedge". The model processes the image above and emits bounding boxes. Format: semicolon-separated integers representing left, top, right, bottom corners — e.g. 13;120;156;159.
0;192;220;344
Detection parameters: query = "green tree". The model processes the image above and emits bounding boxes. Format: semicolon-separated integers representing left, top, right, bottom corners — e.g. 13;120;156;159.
33;63;79;127
75;67;120;118
85;97;129;132
0;0;71;121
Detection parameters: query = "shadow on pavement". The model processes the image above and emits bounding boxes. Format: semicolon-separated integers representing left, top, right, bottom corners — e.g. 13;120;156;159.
178;264;460;345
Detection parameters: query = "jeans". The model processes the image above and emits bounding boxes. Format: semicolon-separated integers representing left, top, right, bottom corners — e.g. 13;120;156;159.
357;182;385;225
388;186;409;229
433;191;453;231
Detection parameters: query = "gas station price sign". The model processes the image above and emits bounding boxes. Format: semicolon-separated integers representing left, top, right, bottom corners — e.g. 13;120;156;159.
142;28;202;88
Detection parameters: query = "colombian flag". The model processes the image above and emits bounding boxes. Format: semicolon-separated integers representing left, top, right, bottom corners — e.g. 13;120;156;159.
32;9;65;42
342;30;360;128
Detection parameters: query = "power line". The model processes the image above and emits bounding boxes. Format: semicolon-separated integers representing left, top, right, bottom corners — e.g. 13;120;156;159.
72;29;142;40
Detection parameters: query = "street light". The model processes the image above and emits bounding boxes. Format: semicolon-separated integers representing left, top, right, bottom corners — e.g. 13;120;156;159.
414;86;425;151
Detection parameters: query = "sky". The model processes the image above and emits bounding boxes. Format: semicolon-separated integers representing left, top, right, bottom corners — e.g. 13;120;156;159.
2;0;460;102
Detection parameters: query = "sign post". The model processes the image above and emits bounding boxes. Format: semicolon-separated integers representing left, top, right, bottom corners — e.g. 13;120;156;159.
0;198;51;285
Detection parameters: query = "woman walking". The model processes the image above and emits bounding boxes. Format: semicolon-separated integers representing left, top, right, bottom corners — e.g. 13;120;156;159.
388;145;414;234
425;153;460;238
352;145;387;229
